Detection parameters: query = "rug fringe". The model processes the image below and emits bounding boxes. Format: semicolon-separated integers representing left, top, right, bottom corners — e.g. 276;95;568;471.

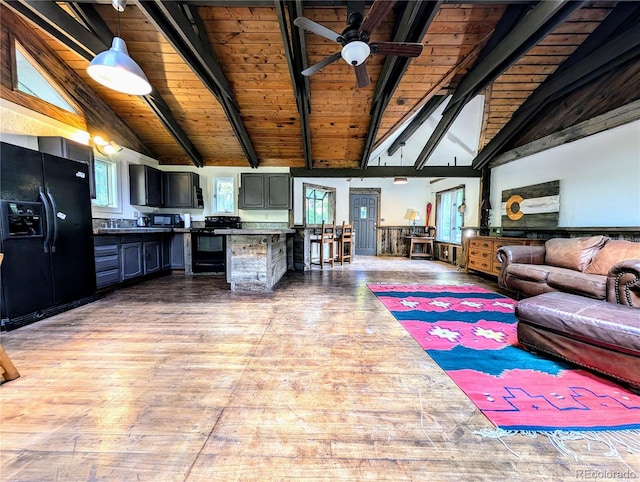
473;428;640;461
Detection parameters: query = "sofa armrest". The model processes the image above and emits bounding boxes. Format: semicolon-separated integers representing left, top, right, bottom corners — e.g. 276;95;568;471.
496;245;546;288
606;259;640;307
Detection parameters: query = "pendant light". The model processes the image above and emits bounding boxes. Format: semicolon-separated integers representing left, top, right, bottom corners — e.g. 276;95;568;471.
87;0;152;96
393;142;408;185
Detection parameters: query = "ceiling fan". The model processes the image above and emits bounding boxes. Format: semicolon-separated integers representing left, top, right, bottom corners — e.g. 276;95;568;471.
294;1;423;88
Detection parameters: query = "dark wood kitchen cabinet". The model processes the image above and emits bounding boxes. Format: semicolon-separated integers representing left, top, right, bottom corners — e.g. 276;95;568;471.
170;233;185;269
129;164;163;207
94;233;173;290
164;172;203;209
143;240;161;274
94;236;120;288
121;241;143;280
239;173;290;209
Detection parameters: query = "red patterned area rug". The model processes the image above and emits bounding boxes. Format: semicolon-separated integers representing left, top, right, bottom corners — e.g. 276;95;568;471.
368;283;640;458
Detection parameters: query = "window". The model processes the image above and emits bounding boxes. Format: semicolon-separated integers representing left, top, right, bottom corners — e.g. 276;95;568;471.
213;177;234;213
304;183;335;226
14;41;77;113
435;186;465;244
92;157;118;208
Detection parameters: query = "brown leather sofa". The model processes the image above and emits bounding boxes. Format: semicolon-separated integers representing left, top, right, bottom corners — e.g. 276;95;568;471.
497;235;640;303
498;236;640;390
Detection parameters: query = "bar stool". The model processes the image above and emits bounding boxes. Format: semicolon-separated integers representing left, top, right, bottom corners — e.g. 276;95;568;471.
336;221;354;265
310;222;335;269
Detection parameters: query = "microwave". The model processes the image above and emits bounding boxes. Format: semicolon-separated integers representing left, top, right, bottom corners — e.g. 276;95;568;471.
149;213;183;228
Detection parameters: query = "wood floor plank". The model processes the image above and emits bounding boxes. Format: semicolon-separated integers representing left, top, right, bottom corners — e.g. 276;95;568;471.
1;256;637;480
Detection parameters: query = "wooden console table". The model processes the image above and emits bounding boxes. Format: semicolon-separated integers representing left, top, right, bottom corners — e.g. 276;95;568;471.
406;236;435;259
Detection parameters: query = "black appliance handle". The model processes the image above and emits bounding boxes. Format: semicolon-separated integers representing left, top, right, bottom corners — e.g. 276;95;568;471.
38;186;52;253
45;188;58;253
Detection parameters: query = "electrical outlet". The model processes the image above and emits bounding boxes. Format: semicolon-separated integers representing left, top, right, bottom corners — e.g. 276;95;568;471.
133;211;139;218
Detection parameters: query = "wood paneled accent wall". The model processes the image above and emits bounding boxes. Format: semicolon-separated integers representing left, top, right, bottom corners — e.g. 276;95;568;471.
0;6;147;154
377;226;427;257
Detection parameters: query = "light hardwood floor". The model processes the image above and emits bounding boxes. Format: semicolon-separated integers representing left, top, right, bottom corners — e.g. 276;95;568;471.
1;257;637;481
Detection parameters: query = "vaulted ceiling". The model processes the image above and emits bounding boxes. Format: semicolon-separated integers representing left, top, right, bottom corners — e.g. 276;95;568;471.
3;1;640;174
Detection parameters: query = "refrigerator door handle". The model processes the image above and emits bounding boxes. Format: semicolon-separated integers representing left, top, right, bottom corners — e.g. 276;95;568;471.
38;186;52;253
45;188;58;253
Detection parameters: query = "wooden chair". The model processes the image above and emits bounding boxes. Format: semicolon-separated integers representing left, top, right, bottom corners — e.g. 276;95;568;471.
336;221;354;265
309;222;335;269
0;253;20;383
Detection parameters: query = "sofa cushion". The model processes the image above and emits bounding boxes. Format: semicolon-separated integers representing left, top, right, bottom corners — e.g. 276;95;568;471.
504;263;552;282
547;270;607;299
544;235;608;272
585;239;640;275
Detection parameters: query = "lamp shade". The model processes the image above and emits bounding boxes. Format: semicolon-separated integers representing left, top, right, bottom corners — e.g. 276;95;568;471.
393;176;408;185
88;37;152;96
341;41;370;66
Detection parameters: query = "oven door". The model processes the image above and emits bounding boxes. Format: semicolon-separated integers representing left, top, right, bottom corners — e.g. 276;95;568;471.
192;233;225;273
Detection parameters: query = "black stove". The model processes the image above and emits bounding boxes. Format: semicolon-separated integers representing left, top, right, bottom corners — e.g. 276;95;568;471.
192;216;241;234
204;215;241;229
191;216;240;273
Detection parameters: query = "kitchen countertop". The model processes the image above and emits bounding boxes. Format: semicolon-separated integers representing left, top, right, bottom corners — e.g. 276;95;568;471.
92;227;295;235
211;228;295;235
93;227;174;235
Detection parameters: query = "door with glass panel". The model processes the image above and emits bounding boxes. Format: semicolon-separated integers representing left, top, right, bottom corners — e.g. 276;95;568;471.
350;193;378;256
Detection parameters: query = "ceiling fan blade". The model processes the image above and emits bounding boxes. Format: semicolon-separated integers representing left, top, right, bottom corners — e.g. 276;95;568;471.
370;42;424;57
294;16;342;43
301;52;342;76
359;0;396;38
354;63;370;88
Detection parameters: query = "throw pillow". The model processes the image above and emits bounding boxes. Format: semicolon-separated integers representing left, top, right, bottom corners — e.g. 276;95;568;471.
544;235;608;272
584;239;640;275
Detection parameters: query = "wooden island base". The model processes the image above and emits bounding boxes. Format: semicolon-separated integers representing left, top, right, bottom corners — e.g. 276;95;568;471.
223;230;293;291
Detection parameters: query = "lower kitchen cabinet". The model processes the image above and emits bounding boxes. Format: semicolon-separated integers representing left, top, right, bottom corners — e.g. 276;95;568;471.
143;240;161;274
170;233;184;269
94;236;121;288
161;234;172;270
94;232;176;289
121;242;143;280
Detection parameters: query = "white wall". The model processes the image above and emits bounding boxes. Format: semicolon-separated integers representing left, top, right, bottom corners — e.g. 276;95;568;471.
490;120;640;227
293;176;480;228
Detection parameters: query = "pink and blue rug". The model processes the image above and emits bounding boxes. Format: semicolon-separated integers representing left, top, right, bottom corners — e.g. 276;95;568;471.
369;283;640;453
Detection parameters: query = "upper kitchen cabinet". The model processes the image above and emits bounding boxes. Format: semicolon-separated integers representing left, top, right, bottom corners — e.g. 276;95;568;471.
38;136;95;198
164;172;203;209
129;164;163;207
239;173;290;210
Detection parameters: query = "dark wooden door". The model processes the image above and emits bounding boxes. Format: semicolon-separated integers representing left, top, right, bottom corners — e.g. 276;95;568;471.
350;193;378;256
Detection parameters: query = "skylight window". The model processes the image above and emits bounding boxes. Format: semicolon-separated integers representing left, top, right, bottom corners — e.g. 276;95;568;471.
14;41;77;114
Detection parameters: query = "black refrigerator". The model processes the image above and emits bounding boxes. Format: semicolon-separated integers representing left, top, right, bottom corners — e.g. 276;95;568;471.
0;142;96;330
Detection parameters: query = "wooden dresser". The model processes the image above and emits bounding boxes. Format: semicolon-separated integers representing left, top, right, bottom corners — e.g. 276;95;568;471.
466;236;545;277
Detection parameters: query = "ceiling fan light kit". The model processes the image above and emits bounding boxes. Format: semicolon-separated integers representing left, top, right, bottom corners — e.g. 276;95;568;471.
87;0;152;96
342;41;370;66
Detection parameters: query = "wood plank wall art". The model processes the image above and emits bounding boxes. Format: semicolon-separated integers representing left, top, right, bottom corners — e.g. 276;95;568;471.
501;180;560;228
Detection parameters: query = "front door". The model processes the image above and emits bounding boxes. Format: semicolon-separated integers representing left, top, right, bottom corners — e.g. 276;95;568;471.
350;193;378;256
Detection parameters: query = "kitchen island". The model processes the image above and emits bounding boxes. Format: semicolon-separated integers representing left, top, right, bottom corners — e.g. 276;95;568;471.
213;229;294;291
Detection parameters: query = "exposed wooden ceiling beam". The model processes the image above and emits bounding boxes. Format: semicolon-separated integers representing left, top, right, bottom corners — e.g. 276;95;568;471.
5;0;205;167
414;0;584;170
290;166;480;178
359;0;442;169
386;95;446;157
136;1;259;168
473;1;640;169
276;0;312;170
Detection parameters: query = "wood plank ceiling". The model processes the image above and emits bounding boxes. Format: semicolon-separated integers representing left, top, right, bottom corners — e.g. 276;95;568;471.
5;1;640;171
